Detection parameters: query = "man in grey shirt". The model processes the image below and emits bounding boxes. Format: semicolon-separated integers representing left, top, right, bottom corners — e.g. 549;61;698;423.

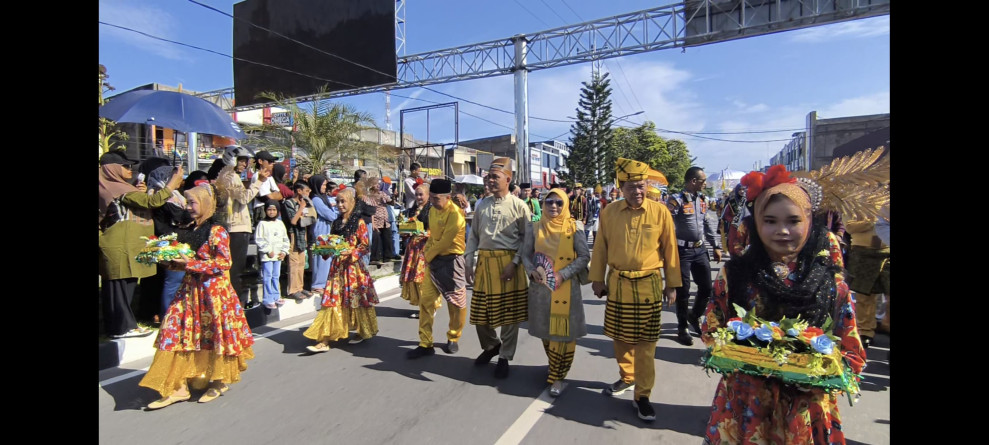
666;167;722;346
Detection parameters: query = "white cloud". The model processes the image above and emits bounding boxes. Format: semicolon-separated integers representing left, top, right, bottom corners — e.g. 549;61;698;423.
789;16;890;43
818;91;890;120
99;0;187;60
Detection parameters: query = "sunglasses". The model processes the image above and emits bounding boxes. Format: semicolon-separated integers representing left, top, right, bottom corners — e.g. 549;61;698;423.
544;199;565;207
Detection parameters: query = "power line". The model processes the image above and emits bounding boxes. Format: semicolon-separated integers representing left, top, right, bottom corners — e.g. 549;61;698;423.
102;18;798;144
513;0;554;28
99;21;357;90
539;0;571;24
185;0;571;124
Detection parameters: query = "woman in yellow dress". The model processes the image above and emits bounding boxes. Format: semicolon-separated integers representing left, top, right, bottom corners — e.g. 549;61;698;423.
139;183;255;409
304;188;380;352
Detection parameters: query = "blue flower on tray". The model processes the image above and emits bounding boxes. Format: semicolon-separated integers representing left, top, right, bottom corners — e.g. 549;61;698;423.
810;335;835;355
754;325;775;342
735;323;754;340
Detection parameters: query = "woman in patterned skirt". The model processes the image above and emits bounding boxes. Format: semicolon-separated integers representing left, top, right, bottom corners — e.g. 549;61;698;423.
304;188;380;352
700;166;867;444
399;183;431;317
139;183;255;409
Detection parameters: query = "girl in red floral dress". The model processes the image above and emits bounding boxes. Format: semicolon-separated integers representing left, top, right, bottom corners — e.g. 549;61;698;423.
139;183;255;409
399;183;430;313
700;166;867;444
304;188;379;352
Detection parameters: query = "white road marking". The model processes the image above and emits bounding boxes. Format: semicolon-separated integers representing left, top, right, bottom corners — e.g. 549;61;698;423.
494;384;561;445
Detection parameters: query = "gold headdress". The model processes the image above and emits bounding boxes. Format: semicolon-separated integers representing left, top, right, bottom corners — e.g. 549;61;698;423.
790;146;890;221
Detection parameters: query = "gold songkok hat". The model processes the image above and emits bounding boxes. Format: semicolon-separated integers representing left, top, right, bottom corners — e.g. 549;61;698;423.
489;157;513;180
615;158;652;182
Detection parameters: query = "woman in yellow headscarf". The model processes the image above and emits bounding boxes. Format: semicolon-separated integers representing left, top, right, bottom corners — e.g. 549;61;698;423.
520;188;591;397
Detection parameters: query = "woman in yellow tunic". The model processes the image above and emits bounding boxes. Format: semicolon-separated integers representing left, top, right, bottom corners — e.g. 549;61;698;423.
304;188;380;352
139;183;255;409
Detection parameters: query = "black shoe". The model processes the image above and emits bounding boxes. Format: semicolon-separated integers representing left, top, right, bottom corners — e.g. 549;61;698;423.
677;330;694;346
634;397;656;422
443;341;459;354
407;346;435;359
494;358;510;379
861;336;873;350
688;318;703;336
475;343;501;365
604;379;634;396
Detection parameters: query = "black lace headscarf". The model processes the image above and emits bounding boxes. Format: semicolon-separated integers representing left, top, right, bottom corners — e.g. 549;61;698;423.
725;214;843;328
331;189;363;240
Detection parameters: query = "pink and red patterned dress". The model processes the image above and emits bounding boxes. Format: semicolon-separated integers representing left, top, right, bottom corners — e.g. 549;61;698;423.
139;225;255;397
700;232;867;445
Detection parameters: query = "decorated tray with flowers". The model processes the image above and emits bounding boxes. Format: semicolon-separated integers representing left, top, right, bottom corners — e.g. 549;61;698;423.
135;233;194;265
309;234;353;257
703;304;860;404
397;214;426;235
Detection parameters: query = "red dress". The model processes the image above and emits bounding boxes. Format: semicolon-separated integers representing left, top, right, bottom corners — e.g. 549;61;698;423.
701;233;867;445
304;219;380;342
139;225;255;397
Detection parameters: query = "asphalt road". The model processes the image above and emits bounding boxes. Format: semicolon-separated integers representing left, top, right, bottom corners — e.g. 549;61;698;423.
98;260;890;444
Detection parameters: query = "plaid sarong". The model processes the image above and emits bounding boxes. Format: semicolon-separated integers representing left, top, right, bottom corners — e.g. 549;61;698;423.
603;269;664;343
469;250;529;328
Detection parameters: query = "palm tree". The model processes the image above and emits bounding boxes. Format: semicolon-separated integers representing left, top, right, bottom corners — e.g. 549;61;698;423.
99;64;129;157
245;85;379;177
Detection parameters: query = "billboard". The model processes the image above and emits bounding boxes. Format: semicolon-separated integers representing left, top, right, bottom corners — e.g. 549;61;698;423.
233;0;397;106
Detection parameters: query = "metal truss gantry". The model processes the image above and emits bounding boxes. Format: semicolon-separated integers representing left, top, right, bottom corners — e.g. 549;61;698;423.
197;0;889;180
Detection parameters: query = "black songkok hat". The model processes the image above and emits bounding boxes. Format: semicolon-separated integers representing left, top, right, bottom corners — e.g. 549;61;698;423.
429;178;452;194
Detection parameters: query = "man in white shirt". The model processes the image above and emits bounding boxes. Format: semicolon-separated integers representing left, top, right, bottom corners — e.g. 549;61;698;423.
404;163;422;210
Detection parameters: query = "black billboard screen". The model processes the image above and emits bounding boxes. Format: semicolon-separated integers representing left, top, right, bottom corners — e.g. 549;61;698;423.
233;0;397;106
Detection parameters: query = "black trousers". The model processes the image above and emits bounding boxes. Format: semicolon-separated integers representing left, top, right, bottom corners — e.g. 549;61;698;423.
229;231;253;306
371;227;395;261
101;278;138;336
675;245;713;331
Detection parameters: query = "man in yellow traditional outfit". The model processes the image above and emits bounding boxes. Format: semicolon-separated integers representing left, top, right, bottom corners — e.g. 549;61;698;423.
466;157;532;378
407;179;469;358
589;158;682;422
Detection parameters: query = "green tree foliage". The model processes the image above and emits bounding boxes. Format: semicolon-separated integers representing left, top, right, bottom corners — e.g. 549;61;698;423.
245;85;379;176
99;64;129;157
562;70;614;187
611;122;694;190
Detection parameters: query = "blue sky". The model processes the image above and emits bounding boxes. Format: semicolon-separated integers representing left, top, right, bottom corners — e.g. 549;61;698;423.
99;0;890;174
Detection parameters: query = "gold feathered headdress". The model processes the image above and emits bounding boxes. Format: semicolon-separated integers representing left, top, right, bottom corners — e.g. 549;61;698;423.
742;146;890;222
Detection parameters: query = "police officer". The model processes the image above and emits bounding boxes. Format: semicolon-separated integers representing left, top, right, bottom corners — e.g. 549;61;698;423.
666;167;722;346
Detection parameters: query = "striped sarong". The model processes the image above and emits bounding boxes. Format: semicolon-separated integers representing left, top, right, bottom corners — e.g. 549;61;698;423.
603;269;664;343
470;249;529;328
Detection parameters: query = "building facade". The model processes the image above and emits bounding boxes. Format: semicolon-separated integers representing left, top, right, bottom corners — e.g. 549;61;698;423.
769;111;890;171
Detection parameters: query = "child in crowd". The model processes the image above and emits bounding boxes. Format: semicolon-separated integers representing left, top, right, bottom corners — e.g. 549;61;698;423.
283;181;316;301
255;201;290;309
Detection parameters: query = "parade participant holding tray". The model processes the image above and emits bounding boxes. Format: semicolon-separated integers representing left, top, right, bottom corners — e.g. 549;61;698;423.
699;149;888;444
303;188;379;352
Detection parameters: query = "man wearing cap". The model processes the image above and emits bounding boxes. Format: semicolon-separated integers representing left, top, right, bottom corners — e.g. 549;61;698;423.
407;179;469;358
215;145;270;309
666;167;722;346
520;183;542;222
466;157;532;378
589;157;681;422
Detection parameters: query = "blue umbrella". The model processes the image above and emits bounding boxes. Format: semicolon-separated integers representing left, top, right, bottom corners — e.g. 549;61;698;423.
99;89;246;139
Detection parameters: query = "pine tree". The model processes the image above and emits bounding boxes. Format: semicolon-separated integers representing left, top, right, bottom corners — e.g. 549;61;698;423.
562;68;614;187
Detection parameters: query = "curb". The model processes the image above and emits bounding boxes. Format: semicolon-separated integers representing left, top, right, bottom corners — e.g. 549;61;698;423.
98;273;401;370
